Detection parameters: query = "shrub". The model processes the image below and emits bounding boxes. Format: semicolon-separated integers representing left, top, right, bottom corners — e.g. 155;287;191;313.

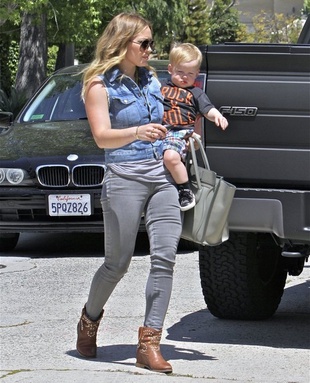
0;86;28;118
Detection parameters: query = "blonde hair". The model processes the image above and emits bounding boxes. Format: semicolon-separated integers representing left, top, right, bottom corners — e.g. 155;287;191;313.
169;43;202;67
82;13;153;98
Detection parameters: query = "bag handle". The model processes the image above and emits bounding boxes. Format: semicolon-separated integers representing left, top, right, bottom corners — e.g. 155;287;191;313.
188;134;211;190
188;134;211;170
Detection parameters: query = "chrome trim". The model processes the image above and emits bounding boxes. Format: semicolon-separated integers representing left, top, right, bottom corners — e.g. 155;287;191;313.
36;164;105;187
36;165;70;187
72;164;105;187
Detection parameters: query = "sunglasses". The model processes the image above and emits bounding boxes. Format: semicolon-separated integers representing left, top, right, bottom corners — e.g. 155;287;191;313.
132;39;155;52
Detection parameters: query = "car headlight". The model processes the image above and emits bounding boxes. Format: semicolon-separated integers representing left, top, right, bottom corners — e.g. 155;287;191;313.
0;168;32;186
0;168;5;183
6;168;25;184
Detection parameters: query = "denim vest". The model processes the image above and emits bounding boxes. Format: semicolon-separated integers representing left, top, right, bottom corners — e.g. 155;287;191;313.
99;67;164;164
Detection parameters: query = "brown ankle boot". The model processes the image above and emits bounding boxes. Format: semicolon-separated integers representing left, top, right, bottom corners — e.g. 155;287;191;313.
76;305;103;358
136;326;172;373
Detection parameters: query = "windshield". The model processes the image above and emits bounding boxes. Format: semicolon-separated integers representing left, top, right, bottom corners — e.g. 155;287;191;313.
18;69;205;124
20;72;87;122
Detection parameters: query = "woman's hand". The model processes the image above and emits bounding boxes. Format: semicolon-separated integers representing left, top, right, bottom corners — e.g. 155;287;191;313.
135;123;167;142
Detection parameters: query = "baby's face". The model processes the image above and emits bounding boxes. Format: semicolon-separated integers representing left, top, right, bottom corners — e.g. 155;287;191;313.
168;60;200;88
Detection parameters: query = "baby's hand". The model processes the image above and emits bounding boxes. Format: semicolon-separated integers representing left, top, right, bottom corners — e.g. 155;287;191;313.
187;133;201;151
215;115;228;130
192;132;201;141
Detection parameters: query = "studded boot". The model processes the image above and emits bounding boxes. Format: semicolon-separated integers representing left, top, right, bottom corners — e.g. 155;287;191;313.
76;305;104;358
136;326;172;373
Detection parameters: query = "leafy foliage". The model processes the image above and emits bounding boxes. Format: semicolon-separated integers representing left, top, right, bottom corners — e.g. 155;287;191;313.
0;86;27;116
47;0;103;46
128;0;189;58
0;0;307;97
251;12;304;43
208;0;243;44
0;11;20;93
0;0;49;25
183;0;211;45
302;0;310;15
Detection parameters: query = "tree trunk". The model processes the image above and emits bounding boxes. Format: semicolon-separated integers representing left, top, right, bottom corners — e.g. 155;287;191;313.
0;33;13;94
55;43;75;70
15;12;47;100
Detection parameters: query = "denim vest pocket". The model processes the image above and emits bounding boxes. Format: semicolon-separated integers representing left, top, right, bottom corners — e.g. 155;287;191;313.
110;95;139;128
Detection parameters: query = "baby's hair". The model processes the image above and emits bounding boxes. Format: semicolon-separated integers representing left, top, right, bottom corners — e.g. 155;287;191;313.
169;43;202;67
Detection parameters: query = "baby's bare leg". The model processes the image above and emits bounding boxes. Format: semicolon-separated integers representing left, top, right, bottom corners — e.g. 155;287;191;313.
163;149;188;184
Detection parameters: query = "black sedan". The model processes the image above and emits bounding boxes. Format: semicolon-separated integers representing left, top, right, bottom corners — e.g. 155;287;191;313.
0;62;203;251
1;65;110;251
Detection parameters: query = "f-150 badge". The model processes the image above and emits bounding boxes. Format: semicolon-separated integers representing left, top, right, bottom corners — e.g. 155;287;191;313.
219;106;258;116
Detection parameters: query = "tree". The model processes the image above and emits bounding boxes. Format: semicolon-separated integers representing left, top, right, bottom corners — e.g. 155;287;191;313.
127;0;188;58
0;3;23;94
182;0;211;45
0;25;17;94
0;0;107;100
15;11;47;99
251;12;304;43
0;0;49;100
47;0;105;67
208;0;242;44
302;0;310;15
0;0;189;99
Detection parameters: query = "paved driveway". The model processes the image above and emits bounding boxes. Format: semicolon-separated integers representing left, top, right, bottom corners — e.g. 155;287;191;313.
0;233;309;382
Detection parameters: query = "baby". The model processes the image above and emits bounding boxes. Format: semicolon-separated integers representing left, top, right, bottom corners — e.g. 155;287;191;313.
161;42;228;211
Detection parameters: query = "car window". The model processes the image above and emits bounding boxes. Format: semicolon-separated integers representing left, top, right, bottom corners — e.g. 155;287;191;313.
19;68;205;124
20;73;87;122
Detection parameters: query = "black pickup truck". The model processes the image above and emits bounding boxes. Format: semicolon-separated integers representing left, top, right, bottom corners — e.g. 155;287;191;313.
0;17;309;320
195;17;310;319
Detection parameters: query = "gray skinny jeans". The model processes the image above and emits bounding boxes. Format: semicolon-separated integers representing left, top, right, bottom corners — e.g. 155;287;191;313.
85;170;182;330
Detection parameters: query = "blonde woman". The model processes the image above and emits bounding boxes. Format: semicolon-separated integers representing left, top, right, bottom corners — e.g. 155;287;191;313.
76;13;182;374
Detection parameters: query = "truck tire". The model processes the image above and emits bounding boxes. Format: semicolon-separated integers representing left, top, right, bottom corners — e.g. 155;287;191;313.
199;232;287;320
0;233;20;252
178;239;199;251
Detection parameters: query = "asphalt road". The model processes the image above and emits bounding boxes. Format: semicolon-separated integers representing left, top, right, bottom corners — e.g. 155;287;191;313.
0;232;309;383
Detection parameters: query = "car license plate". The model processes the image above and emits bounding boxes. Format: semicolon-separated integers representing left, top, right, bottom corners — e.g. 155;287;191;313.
48;194;91;216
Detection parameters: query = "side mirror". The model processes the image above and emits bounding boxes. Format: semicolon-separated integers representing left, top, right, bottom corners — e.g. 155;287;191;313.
0;112;14;135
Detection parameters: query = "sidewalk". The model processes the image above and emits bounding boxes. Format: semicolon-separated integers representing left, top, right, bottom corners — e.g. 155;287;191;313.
1;248;309;383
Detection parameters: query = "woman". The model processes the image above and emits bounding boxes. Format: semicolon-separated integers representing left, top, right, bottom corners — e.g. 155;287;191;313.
76;13;182;374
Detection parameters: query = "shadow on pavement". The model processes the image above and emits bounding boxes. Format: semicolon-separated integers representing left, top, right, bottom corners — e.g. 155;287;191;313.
4;232;197;258
4;232;150;258
166;279;310;350
67;343;216;364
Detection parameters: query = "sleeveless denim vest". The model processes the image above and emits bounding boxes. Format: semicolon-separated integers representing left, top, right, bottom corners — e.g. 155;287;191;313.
99;67;164;164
